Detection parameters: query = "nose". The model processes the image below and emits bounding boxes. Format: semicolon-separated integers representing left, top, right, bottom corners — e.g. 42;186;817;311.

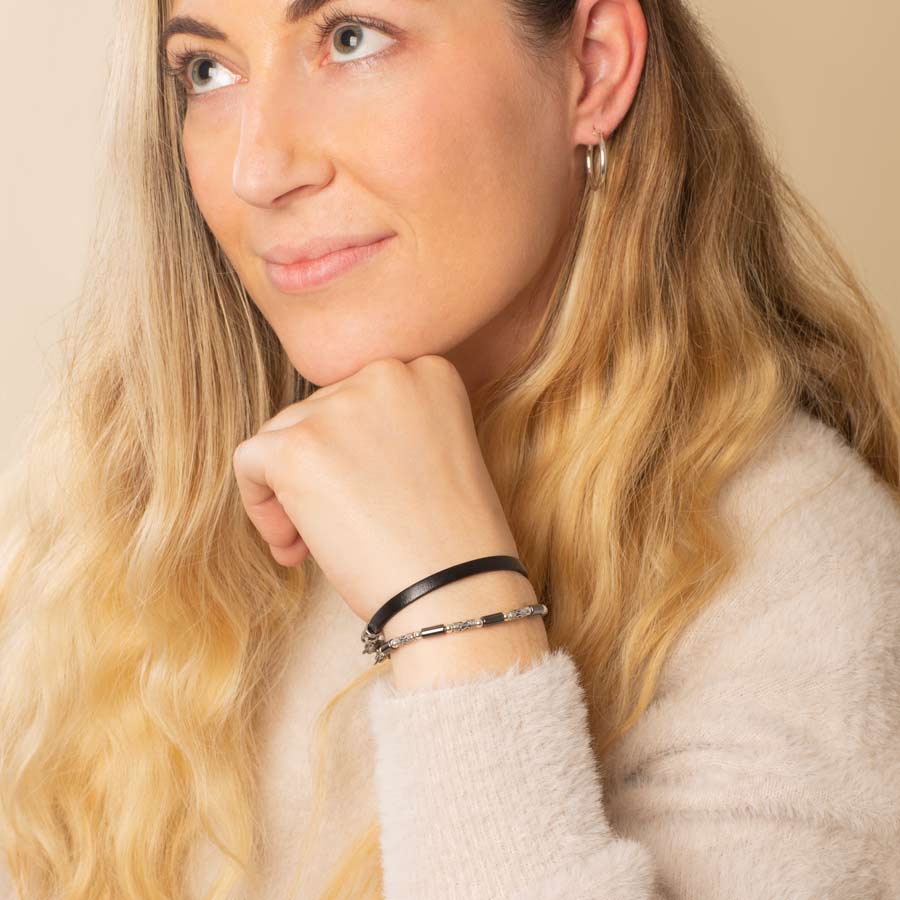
231;66;333;208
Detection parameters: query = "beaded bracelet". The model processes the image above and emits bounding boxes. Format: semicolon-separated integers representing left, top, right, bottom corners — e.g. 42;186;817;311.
360;603;549;665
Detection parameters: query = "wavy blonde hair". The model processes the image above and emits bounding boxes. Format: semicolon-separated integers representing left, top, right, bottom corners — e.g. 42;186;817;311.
2;0;900;897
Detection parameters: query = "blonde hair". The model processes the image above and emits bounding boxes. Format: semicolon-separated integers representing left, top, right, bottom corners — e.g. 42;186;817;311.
2;0;900;896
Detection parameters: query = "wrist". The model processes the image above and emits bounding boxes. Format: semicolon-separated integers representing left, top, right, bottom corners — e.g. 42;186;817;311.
381;570;550;692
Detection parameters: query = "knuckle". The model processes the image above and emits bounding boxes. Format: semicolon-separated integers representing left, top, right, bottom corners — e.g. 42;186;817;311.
284;419;323;458
415;354;464;390
259;399;304;433
420;354;456;376
414;353;445;367
325;389;360;422
363;357;407;382
232;439;249;468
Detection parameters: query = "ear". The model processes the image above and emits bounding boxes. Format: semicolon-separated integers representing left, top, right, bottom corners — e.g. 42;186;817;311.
567;0;648;146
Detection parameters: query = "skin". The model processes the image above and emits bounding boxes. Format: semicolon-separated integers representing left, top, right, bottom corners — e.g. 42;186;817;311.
166;0;648;395
233;354;556;687
169;0;648;687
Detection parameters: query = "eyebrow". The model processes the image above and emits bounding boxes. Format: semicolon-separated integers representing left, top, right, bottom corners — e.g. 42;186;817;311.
161;0;343;49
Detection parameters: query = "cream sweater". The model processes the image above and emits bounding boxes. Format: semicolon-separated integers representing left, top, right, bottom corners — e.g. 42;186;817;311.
2;407;899;899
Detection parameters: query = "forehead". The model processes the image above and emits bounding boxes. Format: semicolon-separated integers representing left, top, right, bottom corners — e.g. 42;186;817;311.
165;0;435;28
162;1;360;42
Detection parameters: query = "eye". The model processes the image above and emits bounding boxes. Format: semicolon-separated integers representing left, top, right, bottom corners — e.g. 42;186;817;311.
163;45;241;97
314;10;400;67
161;10;400;99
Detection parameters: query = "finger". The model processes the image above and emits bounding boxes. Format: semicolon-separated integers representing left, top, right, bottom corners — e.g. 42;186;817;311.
258;380;346;434
248;493;303;551
269;533;309;568
232;431;301;549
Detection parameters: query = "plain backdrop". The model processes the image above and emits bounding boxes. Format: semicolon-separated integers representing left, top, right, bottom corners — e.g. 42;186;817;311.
2;1;898;469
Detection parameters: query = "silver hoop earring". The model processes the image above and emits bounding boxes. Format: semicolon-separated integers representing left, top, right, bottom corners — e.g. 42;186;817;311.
585;124;607;192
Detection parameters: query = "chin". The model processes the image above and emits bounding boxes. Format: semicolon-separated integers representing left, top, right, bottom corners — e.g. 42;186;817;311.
289;348;402;390
282;320;455;390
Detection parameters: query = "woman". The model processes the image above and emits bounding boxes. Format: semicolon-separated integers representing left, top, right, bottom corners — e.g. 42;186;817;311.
1;0;898;896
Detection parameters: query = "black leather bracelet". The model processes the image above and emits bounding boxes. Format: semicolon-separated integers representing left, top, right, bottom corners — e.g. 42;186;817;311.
360;554;530;654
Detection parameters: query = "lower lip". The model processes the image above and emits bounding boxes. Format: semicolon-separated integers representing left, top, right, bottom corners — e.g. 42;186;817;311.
264;236;394;293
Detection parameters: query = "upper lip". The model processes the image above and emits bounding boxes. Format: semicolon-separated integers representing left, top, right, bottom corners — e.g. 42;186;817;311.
261;232;394;265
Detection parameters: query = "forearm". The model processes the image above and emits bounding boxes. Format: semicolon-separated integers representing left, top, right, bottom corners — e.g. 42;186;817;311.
380;569;551;693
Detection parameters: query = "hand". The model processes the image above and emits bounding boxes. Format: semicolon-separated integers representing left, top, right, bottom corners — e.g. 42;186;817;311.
231;355;523;624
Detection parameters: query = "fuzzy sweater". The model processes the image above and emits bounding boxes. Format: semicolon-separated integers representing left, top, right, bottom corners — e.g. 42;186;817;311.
2;407;899;899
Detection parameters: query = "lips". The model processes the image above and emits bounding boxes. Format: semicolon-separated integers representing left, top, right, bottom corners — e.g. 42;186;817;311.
263;234;395;293
262;232;395;266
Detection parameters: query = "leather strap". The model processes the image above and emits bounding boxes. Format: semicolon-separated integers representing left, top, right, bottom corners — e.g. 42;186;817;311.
363;554;529;640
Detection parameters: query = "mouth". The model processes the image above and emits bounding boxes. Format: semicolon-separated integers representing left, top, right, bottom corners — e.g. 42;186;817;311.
263;235;395;294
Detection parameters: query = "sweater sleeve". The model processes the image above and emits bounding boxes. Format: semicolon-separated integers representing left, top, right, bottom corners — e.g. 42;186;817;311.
366;463;900;898
367;647;661;899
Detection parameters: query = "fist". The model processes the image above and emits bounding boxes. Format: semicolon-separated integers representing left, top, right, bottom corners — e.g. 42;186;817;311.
231;355;520;623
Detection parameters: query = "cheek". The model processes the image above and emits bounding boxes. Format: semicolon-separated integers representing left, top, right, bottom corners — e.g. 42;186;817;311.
360;54;529;221
182;104;242;249
355;52;568;322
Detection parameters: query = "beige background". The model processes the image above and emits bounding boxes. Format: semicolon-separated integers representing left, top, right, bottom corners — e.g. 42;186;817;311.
2;1;898;469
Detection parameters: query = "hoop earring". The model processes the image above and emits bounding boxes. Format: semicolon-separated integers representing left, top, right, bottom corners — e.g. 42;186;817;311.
585;124;608;192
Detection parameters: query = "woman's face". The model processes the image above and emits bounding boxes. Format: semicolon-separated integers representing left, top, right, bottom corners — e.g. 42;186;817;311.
164;0;626;391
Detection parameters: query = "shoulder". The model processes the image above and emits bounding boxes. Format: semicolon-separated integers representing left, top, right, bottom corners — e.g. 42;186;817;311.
719;406;900;558
604;407;900;834
667;407;900;675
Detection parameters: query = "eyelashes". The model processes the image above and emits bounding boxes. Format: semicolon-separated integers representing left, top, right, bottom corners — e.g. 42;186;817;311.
312;7;398;45
162;10;400;97
161;43;223;85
